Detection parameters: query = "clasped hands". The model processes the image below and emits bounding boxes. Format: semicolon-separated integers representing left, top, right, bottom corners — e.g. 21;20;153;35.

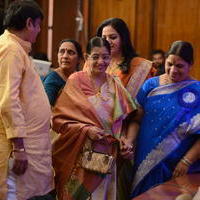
119;136;135;160
87;131;134;160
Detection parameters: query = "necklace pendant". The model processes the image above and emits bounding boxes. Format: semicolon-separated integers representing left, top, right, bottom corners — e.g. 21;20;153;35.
95;91;109;101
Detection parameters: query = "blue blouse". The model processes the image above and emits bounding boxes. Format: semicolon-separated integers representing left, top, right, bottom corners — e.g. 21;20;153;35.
43;71;66;106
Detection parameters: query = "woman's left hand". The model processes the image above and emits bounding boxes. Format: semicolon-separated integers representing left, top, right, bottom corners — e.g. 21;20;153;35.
173;161;189;178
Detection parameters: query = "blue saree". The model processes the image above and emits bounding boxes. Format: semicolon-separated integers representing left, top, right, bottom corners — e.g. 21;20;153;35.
43;71;66;106
131;77;200;198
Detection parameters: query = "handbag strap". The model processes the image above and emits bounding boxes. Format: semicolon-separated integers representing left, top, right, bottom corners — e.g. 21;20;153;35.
91;136;119;155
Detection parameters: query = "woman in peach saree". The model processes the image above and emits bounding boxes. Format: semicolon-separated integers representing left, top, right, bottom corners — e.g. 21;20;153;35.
51;37;139;200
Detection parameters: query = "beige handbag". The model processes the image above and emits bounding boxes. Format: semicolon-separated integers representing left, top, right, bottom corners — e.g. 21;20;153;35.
81;150;115;174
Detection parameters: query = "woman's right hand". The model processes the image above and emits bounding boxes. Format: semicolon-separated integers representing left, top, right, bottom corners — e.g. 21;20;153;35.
173;160;189;178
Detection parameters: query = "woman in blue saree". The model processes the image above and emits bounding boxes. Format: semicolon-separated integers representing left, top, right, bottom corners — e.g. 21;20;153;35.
43;39;83;106
131;41;200;198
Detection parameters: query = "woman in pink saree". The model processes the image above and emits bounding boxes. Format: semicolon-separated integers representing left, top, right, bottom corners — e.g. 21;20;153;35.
51;37;139;200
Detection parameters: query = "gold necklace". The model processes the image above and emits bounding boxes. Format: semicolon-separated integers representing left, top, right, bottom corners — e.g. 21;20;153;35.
90;77;110;101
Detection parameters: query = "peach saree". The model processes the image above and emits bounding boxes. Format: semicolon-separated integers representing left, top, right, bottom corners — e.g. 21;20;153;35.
52;71;137;200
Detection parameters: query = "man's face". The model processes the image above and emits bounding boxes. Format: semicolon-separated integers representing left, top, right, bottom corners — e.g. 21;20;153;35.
27;18;41;43
152;53;165;67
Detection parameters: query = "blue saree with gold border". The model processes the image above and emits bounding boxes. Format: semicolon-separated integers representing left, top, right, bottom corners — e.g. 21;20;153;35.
131;77;200;198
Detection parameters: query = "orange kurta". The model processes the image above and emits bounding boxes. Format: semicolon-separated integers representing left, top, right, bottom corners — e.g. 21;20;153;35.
0;30;54;200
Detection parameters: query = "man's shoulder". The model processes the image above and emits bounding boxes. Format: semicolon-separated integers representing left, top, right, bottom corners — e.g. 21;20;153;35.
0;39;24;59
0;33;24;54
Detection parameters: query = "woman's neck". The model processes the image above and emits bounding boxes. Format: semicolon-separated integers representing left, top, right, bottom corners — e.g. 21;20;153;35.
56;67;75;81
90;72;107;88
111;52;123;65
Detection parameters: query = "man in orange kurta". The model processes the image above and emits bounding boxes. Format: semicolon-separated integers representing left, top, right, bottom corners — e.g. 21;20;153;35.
0;1;54;200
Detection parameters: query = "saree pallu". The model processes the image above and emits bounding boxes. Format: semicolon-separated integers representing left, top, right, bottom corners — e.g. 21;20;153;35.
106;57;152;98
52;71;137;200
131;79;200;198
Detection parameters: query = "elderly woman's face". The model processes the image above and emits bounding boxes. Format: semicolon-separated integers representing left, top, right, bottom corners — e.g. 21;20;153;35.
165;55;191;83
87;46;111;75
57;42;80;71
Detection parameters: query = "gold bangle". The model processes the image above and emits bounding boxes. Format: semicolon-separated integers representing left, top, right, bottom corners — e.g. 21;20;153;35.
181;157;192;166
183;157;192;165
